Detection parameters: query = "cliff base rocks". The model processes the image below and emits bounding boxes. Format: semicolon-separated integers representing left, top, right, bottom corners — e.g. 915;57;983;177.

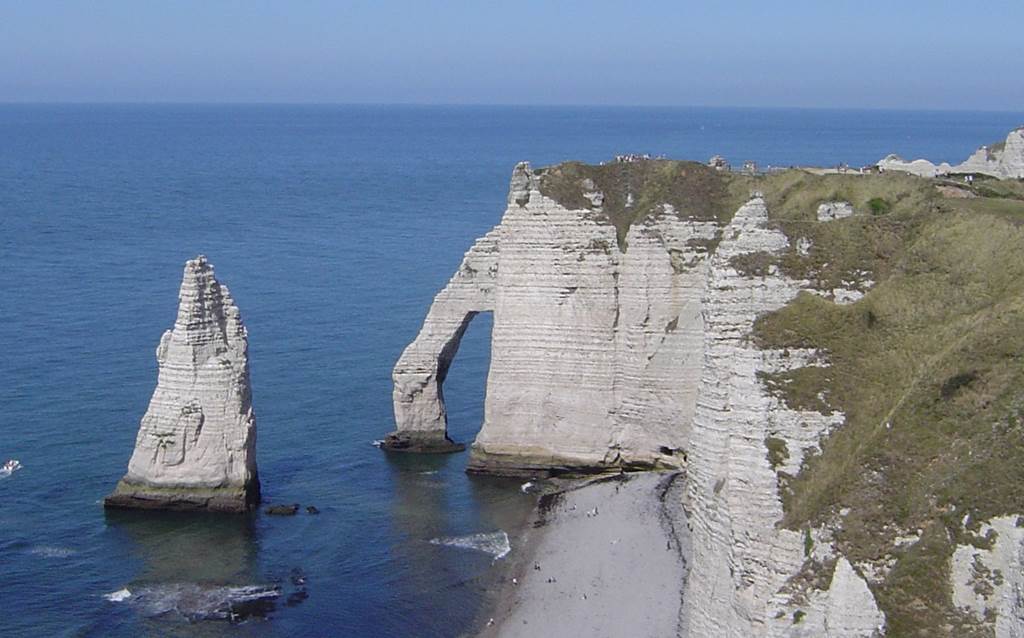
104;478;260;514
380;432;466;454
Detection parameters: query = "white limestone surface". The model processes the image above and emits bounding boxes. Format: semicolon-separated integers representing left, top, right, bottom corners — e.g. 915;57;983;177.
386;227;500;451
816;201;855;221
105;256;259;512
877;127;1024;179
681;198;882;637
393;164;891;634
950;515;1024;637
391;162;719;473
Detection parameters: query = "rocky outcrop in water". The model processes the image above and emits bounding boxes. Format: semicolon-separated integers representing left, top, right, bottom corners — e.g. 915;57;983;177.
105;256;259;513
877;127;1024;178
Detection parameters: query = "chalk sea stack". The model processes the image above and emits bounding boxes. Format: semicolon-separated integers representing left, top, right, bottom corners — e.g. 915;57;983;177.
105;255;259;513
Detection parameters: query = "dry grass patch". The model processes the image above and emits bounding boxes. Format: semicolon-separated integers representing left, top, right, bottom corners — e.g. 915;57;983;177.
749;177;1024;635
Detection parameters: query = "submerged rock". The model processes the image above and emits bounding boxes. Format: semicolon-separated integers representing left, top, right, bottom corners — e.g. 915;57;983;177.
105;583;283;622
104;256;259;513
265;504;299;516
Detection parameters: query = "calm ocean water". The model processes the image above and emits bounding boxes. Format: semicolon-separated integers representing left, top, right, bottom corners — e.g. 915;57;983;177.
1;105;1021;637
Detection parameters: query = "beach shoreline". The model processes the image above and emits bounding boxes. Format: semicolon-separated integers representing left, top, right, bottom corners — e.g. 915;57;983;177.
474;471;688;638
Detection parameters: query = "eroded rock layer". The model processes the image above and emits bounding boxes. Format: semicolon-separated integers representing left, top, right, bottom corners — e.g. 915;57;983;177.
388;162;718;472
681;198;883;637
105;256;259;513
392;156;1024;635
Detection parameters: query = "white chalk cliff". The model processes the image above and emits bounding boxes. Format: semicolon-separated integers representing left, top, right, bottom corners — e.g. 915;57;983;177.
105;255;259;512
390;162;898;634
681;198;882;637
387;162;717;473
877;127;1024;179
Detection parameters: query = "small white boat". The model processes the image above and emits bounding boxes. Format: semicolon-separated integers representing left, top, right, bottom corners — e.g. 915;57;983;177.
1;459;22;475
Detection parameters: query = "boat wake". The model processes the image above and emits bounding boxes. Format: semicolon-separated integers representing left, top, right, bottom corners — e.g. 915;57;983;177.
429;531;511;560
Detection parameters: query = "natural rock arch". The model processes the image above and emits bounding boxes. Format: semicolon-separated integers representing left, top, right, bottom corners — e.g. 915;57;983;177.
383;162;712;473
383;230;499;452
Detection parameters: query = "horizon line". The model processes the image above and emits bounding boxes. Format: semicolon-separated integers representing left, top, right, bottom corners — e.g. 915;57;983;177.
1;100;1022;115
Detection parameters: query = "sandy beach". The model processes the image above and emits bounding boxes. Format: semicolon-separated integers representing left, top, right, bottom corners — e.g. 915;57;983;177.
478;472;688;638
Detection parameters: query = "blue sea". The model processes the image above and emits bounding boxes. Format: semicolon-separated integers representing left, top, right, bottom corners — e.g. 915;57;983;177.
1;105;1021;637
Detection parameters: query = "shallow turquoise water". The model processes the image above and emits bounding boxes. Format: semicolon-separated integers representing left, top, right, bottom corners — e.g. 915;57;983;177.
0;104;1021;636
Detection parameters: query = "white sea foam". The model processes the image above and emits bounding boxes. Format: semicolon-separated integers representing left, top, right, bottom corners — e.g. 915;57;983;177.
429;531;511;560
371;440;384;448
29;545;77;558
104;588;132;602
418;470;438;476
103;583;281;620
0;460;22;478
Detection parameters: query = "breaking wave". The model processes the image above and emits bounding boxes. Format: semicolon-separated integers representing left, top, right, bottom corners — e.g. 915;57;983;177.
103;583;282;622
429;531;510;560
0;460;22;478
104;588;131;602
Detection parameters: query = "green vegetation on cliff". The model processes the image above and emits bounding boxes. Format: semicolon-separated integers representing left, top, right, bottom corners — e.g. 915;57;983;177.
536;160;747;249
531;158;1024;634
748;171;1024;636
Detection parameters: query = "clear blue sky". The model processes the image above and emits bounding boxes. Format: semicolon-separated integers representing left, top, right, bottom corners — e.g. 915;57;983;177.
2;1;1022;109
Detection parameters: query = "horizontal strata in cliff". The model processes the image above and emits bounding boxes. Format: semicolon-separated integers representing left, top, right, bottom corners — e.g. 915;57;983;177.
390;155;1024;634
105;256;259;513
386;160;731;474
877;126;1024;178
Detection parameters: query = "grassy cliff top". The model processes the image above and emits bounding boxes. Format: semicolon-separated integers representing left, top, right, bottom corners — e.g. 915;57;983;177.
745;171;1024;635
535;159;746;248
534;158;1024;633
